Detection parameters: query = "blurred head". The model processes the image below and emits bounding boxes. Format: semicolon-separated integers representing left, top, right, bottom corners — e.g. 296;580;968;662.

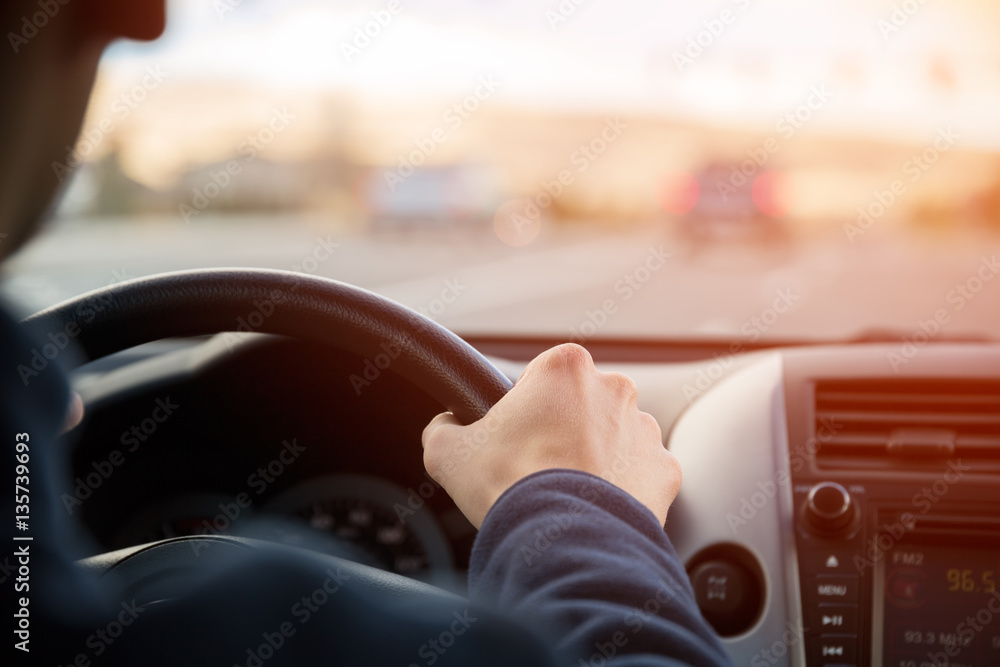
0;0;165;261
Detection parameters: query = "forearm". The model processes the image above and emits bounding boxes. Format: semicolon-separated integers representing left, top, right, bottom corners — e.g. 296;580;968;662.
469;470;733;667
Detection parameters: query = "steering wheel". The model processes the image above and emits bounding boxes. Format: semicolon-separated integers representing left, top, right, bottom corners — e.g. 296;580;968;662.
21;268;518;662
24;268;511;424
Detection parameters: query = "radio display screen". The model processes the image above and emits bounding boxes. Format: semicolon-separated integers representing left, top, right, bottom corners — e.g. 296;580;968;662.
875;534;1000;667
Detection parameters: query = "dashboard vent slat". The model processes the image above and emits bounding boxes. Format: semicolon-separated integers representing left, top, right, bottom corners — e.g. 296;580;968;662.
812;379;1000;471
817;410;1000;427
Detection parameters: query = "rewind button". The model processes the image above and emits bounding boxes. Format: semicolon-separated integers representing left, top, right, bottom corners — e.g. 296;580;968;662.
808;635;857;665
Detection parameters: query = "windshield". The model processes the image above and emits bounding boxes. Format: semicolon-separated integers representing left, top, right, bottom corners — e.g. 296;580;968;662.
5;0;1000;344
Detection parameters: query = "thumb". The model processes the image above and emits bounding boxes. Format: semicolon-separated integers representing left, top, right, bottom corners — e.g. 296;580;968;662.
422;411;461;447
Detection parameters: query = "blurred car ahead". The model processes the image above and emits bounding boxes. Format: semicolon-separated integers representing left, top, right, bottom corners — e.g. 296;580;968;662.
662;161;786;243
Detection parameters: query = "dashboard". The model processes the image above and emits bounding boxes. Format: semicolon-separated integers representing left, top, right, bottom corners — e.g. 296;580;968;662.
69;334;477;593
68;334;1000;666
669;345;1000;667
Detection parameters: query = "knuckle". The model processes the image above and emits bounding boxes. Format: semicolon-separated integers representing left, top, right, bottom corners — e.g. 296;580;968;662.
422;412;456;448
639;410;662;439
421;426;442;453
542;343;594;373
421;419;457;481
661;448;683;490
605;372;639;400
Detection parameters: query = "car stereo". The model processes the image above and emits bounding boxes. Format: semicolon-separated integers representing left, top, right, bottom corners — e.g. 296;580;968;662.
782;373;1000;667
793;483;1000;667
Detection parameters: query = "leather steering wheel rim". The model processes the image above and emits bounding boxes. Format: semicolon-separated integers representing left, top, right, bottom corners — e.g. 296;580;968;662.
21;267;512;425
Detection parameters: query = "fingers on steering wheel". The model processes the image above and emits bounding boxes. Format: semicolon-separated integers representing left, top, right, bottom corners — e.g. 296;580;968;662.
422;411;461;448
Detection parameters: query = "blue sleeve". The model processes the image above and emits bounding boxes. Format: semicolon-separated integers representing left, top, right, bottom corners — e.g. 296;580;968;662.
468;469;734;667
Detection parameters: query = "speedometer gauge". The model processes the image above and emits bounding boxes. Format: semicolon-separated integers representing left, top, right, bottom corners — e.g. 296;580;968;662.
264;474;456;589
300;497;428;574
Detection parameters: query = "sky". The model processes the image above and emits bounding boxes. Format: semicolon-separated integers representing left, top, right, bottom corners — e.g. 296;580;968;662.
97;0;1000;148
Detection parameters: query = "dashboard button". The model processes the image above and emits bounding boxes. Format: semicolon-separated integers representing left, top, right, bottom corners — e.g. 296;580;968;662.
799;547;858;575
808;575;859;604
808;635;857;664
803;482;858;537
886;569;927;606
687;559;762;637
690;561;745;616
684;546;765;639
807;605;858;635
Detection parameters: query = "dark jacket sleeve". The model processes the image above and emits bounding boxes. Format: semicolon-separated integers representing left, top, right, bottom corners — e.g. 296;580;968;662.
469;469;735;667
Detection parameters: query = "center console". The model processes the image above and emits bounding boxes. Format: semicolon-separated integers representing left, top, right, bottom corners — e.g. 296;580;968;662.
787;372;1000;667
665;345;1000;667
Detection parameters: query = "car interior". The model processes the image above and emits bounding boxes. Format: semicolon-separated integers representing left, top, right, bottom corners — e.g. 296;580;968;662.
5;1;1000;665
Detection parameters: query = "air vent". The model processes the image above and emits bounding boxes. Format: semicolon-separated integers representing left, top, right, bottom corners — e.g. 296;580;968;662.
812;378;1000;471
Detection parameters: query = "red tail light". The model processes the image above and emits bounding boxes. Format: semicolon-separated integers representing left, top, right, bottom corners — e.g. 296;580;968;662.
660;171;700;215
752;171;785;218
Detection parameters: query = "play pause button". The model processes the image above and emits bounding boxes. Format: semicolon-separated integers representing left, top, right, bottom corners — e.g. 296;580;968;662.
808;605;858;635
